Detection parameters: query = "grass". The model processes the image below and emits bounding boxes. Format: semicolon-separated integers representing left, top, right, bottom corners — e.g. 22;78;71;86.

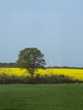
0;84;83;110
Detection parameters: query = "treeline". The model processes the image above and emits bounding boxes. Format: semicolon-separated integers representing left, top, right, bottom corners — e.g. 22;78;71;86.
0;63;17;67
0;63;83;69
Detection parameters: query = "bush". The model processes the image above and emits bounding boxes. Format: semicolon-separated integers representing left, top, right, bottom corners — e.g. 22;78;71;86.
0;74;81;84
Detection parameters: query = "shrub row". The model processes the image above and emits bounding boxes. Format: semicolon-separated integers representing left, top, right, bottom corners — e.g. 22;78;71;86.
0;74;82;84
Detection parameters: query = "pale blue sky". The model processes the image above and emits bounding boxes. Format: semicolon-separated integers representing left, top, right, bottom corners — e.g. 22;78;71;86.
0;0;83;66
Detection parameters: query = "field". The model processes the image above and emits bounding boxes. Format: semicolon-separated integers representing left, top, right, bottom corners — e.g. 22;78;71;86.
0;84;83;110
0;67;83;80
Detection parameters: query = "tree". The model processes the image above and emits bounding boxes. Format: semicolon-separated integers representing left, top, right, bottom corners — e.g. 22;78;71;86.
16;48;46;77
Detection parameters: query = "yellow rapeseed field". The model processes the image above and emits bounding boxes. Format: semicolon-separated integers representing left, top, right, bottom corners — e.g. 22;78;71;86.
0;67;83;80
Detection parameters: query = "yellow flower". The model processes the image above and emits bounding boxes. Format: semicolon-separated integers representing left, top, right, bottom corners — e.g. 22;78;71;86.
0;67;83;80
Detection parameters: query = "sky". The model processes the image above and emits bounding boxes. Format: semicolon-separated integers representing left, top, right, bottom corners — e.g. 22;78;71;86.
0;0;83;67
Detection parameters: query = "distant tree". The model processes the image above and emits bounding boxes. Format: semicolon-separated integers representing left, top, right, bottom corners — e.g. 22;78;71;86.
16;48;46;77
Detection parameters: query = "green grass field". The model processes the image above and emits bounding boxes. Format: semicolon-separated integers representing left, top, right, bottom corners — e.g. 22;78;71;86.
0;84;83;110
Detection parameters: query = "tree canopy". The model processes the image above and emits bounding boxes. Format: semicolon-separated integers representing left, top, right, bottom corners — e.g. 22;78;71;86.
16;48;46;77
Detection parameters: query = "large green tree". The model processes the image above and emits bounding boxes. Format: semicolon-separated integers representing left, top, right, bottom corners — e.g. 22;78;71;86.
16;48;46;77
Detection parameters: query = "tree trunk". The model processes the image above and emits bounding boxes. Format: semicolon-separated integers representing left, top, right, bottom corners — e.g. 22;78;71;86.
28;67;35;78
